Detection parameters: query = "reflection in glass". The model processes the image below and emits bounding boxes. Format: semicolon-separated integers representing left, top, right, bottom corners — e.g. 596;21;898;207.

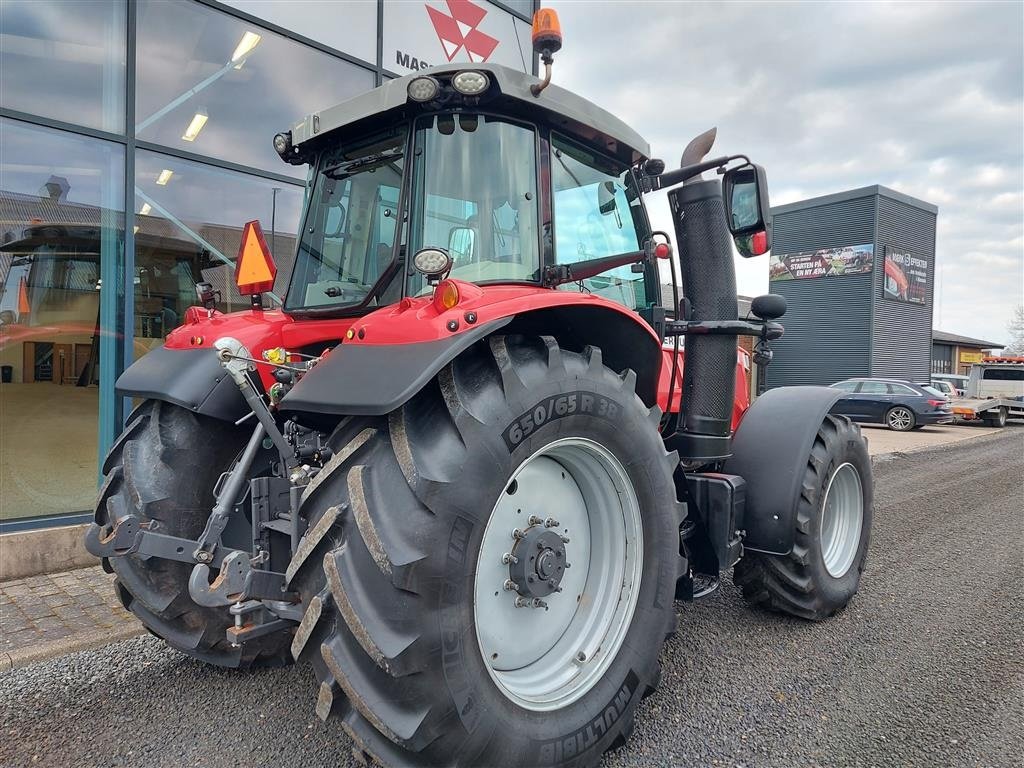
551;135;646;309
0;119;124;519
135;0;374;175
132;150;302;356
0;0;127;133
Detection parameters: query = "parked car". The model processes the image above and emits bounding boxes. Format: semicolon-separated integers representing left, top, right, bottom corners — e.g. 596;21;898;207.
932;372;968;396
829;378;954;431
919;380;955;399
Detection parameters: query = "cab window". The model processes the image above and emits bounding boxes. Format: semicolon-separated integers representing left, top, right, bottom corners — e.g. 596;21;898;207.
408;113;539;295
550;134;646;309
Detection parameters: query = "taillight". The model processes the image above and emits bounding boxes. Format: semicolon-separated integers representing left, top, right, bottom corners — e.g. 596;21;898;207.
927;399;945;408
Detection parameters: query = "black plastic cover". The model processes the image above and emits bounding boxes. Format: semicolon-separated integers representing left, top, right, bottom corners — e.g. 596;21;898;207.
685;472;746;570
115;345;246;422
279;318;510;416
723;386;842;555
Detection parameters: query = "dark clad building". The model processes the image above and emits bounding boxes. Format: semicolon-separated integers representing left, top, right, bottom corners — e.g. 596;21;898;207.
766;185;937;388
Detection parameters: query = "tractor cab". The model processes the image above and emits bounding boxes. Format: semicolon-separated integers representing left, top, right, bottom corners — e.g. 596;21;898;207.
276;63;659;320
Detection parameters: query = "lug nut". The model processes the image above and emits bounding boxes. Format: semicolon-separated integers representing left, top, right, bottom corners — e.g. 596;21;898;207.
501;552;518;565
512;528;526;540
560;535;570;544
544;518;560;528
503;579;519;591
532;599;548;609
514;597;530;608
528;515;544;526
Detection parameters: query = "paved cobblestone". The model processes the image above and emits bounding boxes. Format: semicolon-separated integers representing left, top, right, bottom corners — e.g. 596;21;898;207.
0;566;140;657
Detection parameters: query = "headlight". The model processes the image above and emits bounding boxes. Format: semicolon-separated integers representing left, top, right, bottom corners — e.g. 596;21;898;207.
407;75;440;102
413;247;453;278
451;70;490;96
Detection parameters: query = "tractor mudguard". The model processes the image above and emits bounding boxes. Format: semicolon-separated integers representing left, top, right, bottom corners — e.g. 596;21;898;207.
723;385;843;556
279;317;511;416
115;345;247;422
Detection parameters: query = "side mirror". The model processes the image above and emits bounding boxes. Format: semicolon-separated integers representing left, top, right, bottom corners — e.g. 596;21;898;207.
722;163;772;257
448;226;476;262
598;181;617;215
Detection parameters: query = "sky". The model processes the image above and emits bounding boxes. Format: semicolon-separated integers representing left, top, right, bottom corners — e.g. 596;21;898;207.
549;0;1023;346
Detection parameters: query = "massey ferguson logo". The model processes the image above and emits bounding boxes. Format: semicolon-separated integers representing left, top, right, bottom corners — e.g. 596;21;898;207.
426;0;499;62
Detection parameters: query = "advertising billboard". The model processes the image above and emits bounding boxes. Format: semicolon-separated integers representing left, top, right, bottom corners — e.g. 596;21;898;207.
384;0;533;75
882;246;929;304
769;243;874;281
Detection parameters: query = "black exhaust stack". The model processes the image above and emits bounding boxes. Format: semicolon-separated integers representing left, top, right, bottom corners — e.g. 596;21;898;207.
667;129;738;462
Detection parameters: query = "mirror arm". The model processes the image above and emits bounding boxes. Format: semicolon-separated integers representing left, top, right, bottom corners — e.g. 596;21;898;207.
644;154;748;193
542;249;646;287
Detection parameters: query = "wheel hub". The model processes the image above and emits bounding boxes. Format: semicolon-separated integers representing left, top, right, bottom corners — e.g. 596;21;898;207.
508;527;569;599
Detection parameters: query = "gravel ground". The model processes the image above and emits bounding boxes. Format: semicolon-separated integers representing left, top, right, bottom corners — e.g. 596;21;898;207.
2;428;1021;768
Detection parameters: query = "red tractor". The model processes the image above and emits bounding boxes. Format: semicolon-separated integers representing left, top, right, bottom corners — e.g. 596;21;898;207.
87;12;872;767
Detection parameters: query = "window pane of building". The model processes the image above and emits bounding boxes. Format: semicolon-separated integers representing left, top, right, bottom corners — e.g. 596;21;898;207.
133;150;303;356
0;118;124;520
218;0;378;66
495;0;534;16
135;0;374;176
0;0;126;133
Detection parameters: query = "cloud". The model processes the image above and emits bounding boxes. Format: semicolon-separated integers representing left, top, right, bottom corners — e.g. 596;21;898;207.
550;0;1023;345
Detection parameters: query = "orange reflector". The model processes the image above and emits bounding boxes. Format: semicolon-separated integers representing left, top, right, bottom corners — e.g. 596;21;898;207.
234;220;277;296
435;280;460;311
531;8;562;53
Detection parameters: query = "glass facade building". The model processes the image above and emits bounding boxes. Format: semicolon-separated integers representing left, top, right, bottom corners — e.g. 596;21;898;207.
0;0;535;530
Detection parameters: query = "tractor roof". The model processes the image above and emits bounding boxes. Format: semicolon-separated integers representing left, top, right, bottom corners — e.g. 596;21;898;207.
286;63;651;166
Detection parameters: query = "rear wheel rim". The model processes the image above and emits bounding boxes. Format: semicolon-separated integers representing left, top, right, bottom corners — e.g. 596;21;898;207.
474;437;643;712
888;408;912;430
819;462;864;578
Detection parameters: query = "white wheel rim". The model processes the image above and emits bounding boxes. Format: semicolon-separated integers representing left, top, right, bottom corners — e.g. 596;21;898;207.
819;462;864;578
473;437;643;711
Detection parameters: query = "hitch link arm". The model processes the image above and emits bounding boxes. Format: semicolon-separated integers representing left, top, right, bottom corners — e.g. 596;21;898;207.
191;422;265;564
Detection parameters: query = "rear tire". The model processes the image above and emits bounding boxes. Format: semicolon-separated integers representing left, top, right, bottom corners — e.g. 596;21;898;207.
95;400;292;668
983;407;1008;428
885;406;915;431
288;336;684;767
734;415;872;621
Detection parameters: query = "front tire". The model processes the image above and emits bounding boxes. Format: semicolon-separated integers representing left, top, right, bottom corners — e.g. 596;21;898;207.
734;415;872;621
288;336;684;767
95;400;292;667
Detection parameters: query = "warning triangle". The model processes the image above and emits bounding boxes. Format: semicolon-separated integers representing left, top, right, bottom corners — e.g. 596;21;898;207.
234;220;277;296
17;276;30;316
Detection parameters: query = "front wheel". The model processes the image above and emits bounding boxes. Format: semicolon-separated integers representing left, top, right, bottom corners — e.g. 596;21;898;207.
886;406;916;431
288;336;684;767
734;415;872;620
